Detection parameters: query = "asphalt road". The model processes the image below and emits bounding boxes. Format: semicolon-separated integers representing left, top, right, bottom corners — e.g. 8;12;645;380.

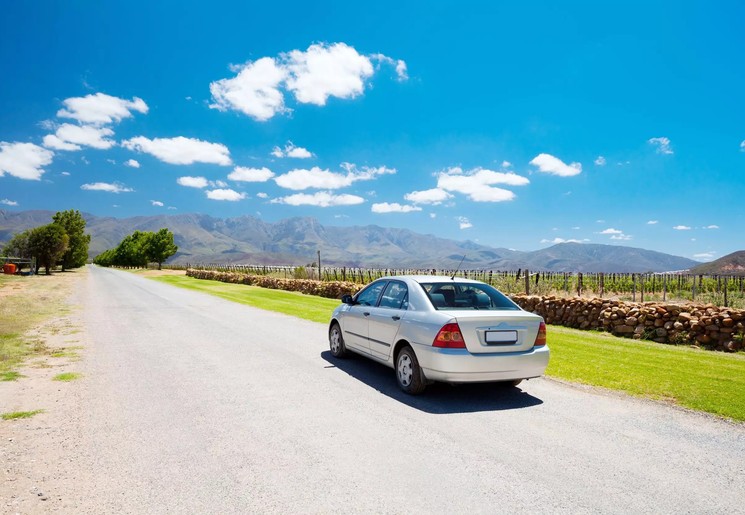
75;266;745;513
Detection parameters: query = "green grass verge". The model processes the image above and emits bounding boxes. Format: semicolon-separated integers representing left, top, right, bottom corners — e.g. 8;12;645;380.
1;371;23;381
150;275;339;323
148;274;745;422
2;409;44;420
546;326;745;421
52;372;82;382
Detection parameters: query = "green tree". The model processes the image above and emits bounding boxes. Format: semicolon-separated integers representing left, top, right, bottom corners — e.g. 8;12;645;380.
144;228;178;270
52;209;91;271
113;230;150;267
28;224;69;275
2;229;32;258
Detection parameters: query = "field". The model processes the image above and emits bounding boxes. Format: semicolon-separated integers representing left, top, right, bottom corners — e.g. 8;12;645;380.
151;273;745;422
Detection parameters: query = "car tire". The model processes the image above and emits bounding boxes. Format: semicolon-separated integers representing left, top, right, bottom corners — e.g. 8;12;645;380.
396;346;426;395
329;323;348;358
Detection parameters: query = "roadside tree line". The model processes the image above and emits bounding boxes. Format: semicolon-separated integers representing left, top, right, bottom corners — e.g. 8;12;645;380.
1;210;90;274
93;228;177;270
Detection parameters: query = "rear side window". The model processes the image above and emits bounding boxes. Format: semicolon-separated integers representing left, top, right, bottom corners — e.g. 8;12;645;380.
378;281;408;310
420;282;520;311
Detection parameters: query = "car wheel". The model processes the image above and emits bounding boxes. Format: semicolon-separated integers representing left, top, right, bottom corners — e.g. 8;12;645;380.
396;346;426;395
329;323;348;358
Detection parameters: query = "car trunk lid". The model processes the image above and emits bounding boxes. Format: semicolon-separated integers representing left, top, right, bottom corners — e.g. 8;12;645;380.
446;310;544;354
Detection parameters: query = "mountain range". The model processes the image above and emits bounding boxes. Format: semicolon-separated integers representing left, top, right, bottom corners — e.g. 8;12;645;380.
0;209;703;273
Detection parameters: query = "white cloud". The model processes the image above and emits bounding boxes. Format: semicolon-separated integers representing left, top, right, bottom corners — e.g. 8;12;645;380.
61;171;70;176
271;191;365;207
395;60;408;81
80;182;133;193
209;57;288;121
57;93;148;125
371;202;422;213
529;153;582;177
594;156;606;166
206;188;246;201
151;200;164;207
598;227;631;240
210;43;404;121
647;220;658;225
256;192;269;199
125;159;140;168
693;252;716;260
541;238;589;244
270;142;313;159
704;225;719;229
501;160;512;168
167;206;177;210
740;140;745;152
42;135;81;151
44;123;115;150
177;176;209;188
429;213;436;219
275;163;394;190
436;167;528;202
648;137;673;154
228;166;275;182
214;180;228;188
673;225;691;230
285;43;374;105
1;198;19;206
404;188;453;205
122;136;232;166
457;216;473;229
0;142;54;180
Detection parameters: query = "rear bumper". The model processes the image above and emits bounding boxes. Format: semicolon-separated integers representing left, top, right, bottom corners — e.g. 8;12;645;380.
414;344;550;383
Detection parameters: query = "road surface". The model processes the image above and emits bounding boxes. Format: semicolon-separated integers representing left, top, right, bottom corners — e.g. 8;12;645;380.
68;267;745;512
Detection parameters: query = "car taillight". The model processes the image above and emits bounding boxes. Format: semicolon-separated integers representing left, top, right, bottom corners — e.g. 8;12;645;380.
534;322;547;347
433;323;466;348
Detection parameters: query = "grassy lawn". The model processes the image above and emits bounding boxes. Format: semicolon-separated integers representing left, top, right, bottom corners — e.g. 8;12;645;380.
149;274;745;422
151;275;339;323
547;326;745;421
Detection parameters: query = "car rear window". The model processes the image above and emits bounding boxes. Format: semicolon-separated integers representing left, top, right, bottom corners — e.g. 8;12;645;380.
420;282;521;311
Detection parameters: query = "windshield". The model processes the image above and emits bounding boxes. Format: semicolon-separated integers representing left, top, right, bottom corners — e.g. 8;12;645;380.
420;282;521;311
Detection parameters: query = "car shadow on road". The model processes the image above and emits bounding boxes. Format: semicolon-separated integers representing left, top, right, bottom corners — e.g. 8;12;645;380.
321;351;543;414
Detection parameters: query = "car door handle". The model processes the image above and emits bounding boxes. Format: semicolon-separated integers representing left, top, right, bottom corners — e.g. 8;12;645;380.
363;312;370;317
391;315;401;321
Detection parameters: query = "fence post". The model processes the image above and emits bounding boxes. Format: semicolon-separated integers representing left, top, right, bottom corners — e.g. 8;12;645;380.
577;272;582;297
663;274;667;302
524;269;530;295
640;273;645;303
724;277;728;307
599;272;604;298
632;274;636;302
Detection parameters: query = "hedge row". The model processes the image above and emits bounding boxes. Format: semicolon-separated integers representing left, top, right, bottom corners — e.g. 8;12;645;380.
186;269;359;299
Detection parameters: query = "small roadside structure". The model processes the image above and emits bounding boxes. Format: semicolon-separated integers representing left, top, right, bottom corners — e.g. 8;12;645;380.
1;256;36;275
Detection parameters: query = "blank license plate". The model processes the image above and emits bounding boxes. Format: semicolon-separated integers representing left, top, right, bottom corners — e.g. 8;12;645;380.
485;330;518;344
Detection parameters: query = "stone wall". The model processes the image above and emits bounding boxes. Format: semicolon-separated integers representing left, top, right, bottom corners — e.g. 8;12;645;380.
510;295;745;352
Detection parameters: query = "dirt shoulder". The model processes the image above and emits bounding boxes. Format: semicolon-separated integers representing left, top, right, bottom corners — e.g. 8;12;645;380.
0;269;89;514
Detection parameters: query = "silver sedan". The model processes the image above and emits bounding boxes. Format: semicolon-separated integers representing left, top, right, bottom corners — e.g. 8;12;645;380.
328;276;549;394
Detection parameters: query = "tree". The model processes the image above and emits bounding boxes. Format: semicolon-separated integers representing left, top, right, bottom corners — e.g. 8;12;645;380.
28;224;69;275
2;229;32;258
144;228;178;270
113;230;150;267
52;209;90;271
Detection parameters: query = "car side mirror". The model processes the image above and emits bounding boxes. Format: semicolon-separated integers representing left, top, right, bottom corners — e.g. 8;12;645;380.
341;294;355;305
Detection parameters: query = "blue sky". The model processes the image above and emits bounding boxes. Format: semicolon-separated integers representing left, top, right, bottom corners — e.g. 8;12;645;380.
1;1;743;261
